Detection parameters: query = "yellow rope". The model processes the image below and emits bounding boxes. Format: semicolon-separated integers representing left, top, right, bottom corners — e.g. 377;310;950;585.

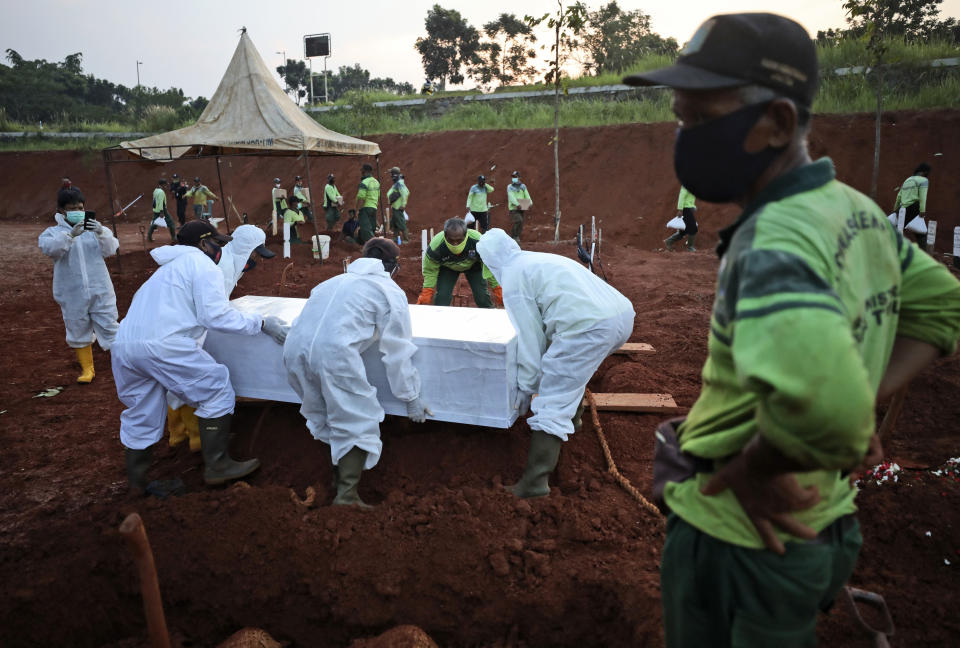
586;389;664;521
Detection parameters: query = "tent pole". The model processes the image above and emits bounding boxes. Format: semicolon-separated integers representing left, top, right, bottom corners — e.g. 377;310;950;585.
303;142;321;262
101;149;123;273
214;153;232;234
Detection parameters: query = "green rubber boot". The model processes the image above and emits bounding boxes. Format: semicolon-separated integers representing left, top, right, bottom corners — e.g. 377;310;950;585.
199;414;261;485
686;234;697;252
664;231;683;251
510;430;563;499
147;222;157;242
333;446;373;508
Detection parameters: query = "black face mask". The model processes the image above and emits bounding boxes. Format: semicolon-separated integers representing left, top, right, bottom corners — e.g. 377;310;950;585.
673;101;784;204
200;240;222;264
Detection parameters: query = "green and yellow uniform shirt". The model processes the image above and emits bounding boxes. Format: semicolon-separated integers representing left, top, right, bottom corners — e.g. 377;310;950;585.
422;229;498;289
187;185;216;206
506;182;531;210
666;159;960;549
389;180;410;209
323;184;342;207
357;175;380;209
893;174;929;212
282;207;305;225
293;185;310;204
677;186;697;210
152;187;167;213
466;183;494;212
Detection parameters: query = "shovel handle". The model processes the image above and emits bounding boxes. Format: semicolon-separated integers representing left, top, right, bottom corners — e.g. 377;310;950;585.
119;513;171;648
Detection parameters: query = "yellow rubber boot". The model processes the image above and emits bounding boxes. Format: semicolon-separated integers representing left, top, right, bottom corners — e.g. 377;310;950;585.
167;406;188;447
75;345;95;384
182;406;202;452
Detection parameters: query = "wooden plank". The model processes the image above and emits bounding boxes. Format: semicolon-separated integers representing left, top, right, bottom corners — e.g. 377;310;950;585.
584;393;684;414
615;342;655;355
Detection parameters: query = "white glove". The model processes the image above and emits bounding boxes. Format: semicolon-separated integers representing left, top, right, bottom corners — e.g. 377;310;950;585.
86;219;104;235
69;222;85;238
261;315;289;345
514;391;533;416
405;397;432;423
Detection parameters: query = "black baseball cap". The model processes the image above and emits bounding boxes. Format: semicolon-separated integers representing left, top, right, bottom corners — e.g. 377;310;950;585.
623;13;818;107
253;243;275;258
177;220;232;246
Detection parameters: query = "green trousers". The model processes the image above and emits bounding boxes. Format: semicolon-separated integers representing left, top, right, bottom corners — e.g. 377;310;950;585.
661;514;862;648
325;205;340;229
148;209;176;241
434;264;493;308
356;207;378;244
390;207;408;237
510;209;524;241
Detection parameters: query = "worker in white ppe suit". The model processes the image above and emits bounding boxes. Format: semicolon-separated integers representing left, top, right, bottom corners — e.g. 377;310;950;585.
38;187;120;384
113;220;289;496
166;224;276;451
476;228;635;498
283;238;430;507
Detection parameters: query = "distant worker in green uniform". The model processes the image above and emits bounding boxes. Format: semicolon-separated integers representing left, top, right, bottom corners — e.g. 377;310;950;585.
665;186;699;251
323;174;342;230
186;177;217;220
387;166;410;243
148;179;176;242
292;175;313;223
506;170;532;241
283;196;308;244
893;162;931;250
466;175;495;233
355;163;380;244
417;218;501;307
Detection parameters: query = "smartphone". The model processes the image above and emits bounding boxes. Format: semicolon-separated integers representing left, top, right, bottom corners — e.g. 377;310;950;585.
83;210;96;230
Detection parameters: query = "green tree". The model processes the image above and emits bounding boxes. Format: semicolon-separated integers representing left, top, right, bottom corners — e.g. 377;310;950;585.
277;58;309;105
526;1;588;241
340;89;379;138
414;5;480;90
577;2;678;74
470;13;538;89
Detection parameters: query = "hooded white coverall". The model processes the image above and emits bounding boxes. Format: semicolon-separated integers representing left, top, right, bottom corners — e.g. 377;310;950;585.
476;228;635;441
38;213;120;349
112;245;263;450
283;257;421;469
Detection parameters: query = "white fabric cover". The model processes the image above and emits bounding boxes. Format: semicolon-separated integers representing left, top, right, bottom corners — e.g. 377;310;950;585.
476;228;635;441
281;258;420;467
905;215;928;235
38;213;120;349
218;225;266;295
121;32;379;160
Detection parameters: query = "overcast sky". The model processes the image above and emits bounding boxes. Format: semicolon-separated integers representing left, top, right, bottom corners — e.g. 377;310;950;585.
3;0;958;99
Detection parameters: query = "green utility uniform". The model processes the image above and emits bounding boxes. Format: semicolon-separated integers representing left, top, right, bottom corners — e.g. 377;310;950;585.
677;186;697;210
323;183;342;228
466;182;495;232
293;184;313;222
893;174;929;214
355;174;380;244
148;186;175;242
506;181;532;241
422;229;498;307
661;159;960;647
283;206;306;242
388;179;410;238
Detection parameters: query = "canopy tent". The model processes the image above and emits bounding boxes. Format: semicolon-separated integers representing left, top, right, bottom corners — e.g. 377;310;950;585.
102;29;381;248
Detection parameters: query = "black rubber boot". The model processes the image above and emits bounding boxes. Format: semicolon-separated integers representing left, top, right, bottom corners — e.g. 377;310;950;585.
510;430;563;499
664;231;683;251
333;446;373;508
686;234;697;252
147;223;157;242
199;414;261;485
126;447;184;498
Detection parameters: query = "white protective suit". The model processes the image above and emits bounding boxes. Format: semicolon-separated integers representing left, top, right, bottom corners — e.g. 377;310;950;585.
38;213;120;349
283;257;421;469
112;245;263;449
476;228;635;441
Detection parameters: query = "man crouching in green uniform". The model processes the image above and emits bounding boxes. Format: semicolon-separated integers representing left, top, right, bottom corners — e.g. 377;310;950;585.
416;218;501;308
625;12;960;648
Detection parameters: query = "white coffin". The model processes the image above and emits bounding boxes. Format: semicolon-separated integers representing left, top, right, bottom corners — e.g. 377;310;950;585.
203;296;520;428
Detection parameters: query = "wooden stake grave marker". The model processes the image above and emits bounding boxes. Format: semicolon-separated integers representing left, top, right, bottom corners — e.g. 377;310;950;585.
583;393;684;414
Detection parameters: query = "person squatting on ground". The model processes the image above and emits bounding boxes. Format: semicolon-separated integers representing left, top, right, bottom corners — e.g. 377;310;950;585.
624;13;960;647
148;178;176;243
417;217;500;308
894;162;931;251
506;171;532;242
112;220;289;496
665;186;698;251
186;176;217;220
355;163;381;244
466;175;495;233
292;175;313;223
282;195;308;244
39;188;120;384
166;225;275;452
387;166;410;243
476;228;634;498
323;174;343;229
283;238;430;507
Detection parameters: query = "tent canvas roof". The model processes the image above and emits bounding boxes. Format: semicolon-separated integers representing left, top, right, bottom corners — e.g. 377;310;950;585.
120;31;379;160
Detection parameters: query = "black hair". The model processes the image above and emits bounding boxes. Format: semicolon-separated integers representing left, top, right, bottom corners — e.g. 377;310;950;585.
362;163;373;172
914;162;931;176
57;187;85;209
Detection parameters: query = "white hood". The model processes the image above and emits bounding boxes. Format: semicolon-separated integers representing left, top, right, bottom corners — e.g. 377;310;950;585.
219;225;267;295
150;244;205;266
476;228;521;284
347;257;390;277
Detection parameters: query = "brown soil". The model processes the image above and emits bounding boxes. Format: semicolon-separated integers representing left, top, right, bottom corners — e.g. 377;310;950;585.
1;114;958;647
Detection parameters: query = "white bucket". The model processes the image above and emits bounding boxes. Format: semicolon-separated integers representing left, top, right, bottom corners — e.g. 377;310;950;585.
312;234;331;260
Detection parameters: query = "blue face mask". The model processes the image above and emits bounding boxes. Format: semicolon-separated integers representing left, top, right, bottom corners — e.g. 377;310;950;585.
65;210;85;225
673;101;784;204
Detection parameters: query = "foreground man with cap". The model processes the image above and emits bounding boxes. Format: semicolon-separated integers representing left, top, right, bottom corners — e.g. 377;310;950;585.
625;13;960;646
283;238;430;507
476;228;634;498
113;220;289;496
